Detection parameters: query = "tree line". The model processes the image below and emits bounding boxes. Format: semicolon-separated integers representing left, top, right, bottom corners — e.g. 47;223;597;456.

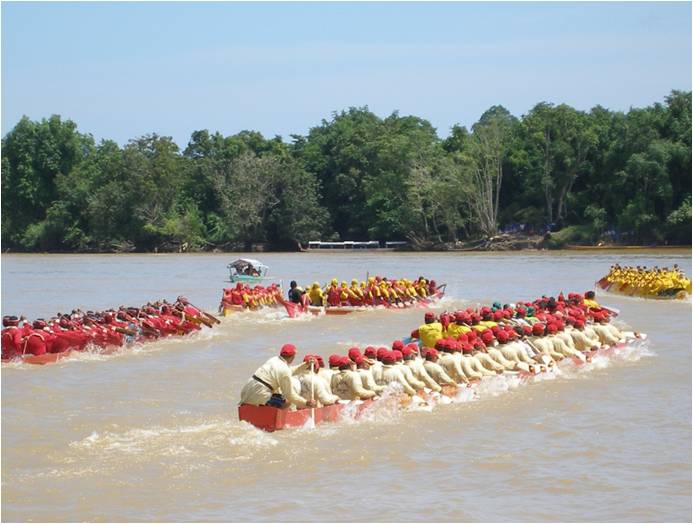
2;90;690;252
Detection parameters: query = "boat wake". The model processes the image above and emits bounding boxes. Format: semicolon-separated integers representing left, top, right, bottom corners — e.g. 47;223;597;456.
62;339;654;468
3;328;224;368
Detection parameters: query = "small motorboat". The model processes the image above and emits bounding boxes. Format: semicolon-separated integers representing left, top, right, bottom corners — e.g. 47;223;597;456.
227;258;272;284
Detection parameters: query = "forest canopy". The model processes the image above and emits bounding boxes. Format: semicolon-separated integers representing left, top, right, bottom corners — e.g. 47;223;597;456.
2;91;690;252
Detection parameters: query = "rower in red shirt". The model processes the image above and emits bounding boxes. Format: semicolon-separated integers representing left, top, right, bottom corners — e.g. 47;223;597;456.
2;316;24;359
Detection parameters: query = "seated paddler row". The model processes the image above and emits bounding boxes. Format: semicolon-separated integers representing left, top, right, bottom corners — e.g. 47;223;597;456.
288;275;439;307
1;297;219;360
600;263;691;295
239;290;635;410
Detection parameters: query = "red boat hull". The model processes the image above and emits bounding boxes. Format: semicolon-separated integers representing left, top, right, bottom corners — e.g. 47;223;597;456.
2;349;73;365
238;400;375;432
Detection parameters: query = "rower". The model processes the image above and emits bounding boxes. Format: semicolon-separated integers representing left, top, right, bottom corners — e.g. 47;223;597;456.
422;348;457;387
380;351;417;395
354;355;385;394
239;344;315;409
402;344;442;392
331;356;377;401
288;281;307;305
2;316;25;359
308;282;325;306
295;355;340;407
583;291;601;310
415;312;444;349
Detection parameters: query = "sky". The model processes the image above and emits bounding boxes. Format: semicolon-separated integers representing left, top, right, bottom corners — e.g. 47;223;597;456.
2;1;691;146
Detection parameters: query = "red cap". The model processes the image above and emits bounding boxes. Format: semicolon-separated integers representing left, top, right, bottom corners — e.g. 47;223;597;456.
493;310;503;321
401;346;414;358
481;331;494;344
354;355;365;366
3;316;18;327
424;312;435;321
382;351;396;364
496;331;509;344
547;323;558;334
532;323;545;336
575;320;585;329
455;311;466;322
338;356;352;369
392;340;404;351
348;347;362;361
393;350;403;361
280;343;297;358
466;330;477;340
364;346;377;358
462;343;474;354
457;333;468;344
329;354;342;367
425;348;439;359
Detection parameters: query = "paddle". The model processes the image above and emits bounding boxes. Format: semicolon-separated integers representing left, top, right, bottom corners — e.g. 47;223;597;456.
183;300;221;325
309;358;316;428
601;304;620;316
277;296;300;318
182;311;214;328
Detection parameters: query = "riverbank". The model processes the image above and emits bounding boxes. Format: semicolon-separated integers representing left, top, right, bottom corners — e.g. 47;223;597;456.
3;242;691;255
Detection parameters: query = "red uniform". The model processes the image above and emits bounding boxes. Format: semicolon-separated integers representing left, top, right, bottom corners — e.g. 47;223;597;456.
327;285;341;307
1;327;23;359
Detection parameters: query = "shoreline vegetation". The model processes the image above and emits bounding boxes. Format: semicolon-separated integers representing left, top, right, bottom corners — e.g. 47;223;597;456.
2;91;690;254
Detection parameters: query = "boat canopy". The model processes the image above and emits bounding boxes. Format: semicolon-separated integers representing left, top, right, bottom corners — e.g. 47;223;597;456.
227;258;269;278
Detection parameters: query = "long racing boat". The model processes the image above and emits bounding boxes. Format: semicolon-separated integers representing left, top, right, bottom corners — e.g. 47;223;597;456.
281;287;446;318
596;278;689;300
237;334;645;432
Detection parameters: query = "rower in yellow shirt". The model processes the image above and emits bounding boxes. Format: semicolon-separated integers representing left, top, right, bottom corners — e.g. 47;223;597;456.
416;312;444;349
308;282;324;306
583;290;600;309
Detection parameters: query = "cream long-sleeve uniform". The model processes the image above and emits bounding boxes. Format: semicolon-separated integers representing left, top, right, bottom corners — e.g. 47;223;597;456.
318;368;336;394
298;371;340;406
456;353;484;380
370;360;384;385
528;336;563;362
406;358;442;392
331;370;377;400
466;354;498;376
591;324;620;345
239;356;308;407
381;364;417;395
604;322;624;341
358;368;385;394
496;342;531;364
487;347;517;369
549;335;586;361
423;360;457;386
438;353;467;383
473;351;506;372
397;362;426;391
569;328;600;351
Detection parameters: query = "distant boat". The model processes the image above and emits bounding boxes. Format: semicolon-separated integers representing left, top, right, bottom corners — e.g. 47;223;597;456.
299;240;408;252
227;258;275;284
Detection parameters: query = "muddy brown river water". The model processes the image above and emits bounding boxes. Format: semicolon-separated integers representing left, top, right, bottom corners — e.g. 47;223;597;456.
1;251;691;522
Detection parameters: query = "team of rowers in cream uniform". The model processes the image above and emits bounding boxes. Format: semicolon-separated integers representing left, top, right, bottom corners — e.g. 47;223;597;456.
240;291;636;409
